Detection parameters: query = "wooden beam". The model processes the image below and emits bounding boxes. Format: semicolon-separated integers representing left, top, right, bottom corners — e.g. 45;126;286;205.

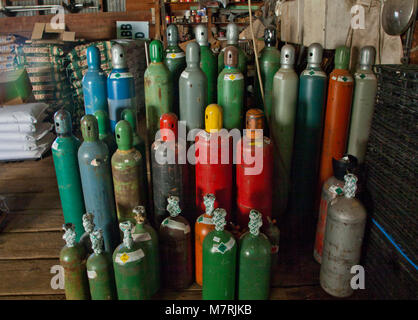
0;11;155;41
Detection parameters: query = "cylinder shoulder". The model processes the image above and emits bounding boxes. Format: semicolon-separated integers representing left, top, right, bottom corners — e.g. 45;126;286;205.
111;149;142;168
328;197;367;223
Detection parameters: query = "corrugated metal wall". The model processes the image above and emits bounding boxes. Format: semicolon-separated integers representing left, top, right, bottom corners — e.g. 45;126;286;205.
107;0;126;12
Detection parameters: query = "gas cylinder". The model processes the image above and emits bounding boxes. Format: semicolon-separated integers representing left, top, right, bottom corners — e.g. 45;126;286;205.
82;46;108;115
320;174;366;298
314;154;358;263
86;229;117;300
107;44;136;132
113;221;149;300
179;41;207;131
271;44;299;217
195;193;216;286
121;108;149;209
255;26;281;122
218;23;247;76
151;113;188;227
159;196;193;289
111;120;146;224
262;216;280;273
145;40;173;145
195;24;217;104
78;114;119;252
52;109;85;241
79;212;95;256
317;46;354;203
94;110;117;156
164;24;186;116
195;104;233;220
236;109;273;228
217;46;245;130
132;206;160;296
347;46;378;164
289;43;327;229
202;208;237;300
60;223;90;300
238;210;271;300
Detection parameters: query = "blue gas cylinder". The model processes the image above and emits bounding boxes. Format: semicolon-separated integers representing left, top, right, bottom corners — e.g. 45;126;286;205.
82;46;108;115
107;44;136;132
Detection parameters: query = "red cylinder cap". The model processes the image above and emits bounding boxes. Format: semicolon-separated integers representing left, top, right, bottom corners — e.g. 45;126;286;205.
160;112;178;141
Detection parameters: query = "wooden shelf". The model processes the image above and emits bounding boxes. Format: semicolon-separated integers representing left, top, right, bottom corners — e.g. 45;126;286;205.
164;2;201;11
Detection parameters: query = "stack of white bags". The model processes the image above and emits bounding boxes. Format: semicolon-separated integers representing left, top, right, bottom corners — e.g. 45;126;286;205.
0;103;54;161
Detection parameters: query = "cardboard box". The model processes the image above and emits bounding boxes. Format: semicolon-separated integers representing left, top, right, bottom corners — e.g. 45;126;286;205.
31;22;76;42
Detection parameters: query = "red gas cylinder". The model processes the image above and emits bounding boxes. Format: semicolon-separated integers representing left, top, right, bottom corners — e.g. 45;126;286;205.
195;104;233;221
236;109;273;228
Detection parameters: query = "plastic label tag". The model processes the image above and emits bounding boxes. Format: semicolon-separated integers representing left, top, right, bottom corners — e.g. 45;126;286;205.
337;75;353;83
224;73;243;81
181;71;189;79
197;216;214;225
162;218;191;234
110;72;133;79
132;232;151;242
167;52;185;59
213;237;235;254
87;270;97;279
115;249;145;265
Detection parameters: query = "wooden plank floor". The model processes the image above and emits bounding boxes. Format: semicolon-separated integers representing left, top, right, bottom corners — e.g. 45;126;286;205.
0;154;370;300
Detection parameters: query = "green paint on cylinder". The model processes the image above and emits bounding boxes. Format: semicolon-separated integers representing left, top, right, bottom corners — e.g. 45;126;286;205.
52;110;85;241
95;110;117;155
86;229;116;300
133;206;160;296
238;210;271;300
217;46;244;130
145;40;173;144
60;223;90;300
202;208;236;300
218;45;248;77
111;120;146;224
164;25;186;116
113;221;150;300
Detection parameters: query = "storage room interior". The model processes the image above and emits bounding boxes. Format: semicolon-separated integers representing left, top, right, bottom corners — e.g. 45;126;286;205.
0;0;416;301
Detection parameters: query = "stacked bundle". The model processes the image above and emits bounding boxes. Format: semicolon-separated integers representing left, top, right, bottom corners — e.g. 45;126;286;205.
0;35;24;72
363;64;418;299
0;103;54;161
66;41;113;124
18;43;73;115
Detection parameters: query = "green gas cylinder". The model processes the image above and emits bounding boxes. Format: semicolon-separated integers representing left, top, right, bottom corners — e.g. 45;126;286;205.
195;24;217;104
111;120;146;224
202;208;237;300
217;46;245;130
347;46;378;164
113;221;149;300
86;229;117;300
238;210;271;300
132;206;160;296
121;108;149;210
289;43;327;231
94;110;117;156
271;44;299;217
60;223;90;300
179;41;207;131
79;212;95;257
160;196;193;289
52;109;85;241
145;40;172;145
164;24;186;116
218;23;248;77
255;26;281;123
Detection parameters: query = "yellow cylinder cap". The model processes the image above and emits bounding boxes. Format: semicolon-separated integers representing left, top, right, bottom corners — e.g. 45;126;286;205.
205;104;223;132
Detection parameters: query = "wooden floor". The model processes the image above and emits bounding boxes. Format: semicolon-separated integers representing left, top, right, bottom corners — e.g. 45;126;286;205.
0;154;370;300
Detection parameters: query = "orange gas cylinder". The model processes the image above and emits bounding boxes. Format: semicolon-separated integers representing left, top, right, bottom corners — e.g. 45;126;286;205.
317;46;354;205
194;193;216;286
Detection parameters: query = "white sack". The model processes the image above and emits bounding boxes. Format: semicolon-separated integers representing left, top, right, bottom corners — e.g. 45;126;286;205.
0;132;55;151
0;133;54;161
0;122;53;142
0;102;49;124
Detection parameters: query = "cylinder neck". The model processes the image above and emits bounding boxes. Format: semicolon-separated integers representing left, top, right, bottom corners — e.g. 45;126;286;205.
90;229;104;255
54;109;72;136
224;46;238;68
213;208;227;232
121;108;137;134
160;113;178;142
205;104;223;133
186;42;200;69
115;120;133;151
264;26;277;47
149;40;163;63
167;196;181;218
332;154;358;181
63;223;76;248
203;194;216;217
87;46;101;70
133;206;146;226
245;108;264;140
80;115;99;142
307;43;323;69
334;46;350;70
111;44;127;69
280;44;295;70
167;24;179;47
120;221;134;250
226;23;238;45
359;46;376;71
94;110;110;136
195;24;209;46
